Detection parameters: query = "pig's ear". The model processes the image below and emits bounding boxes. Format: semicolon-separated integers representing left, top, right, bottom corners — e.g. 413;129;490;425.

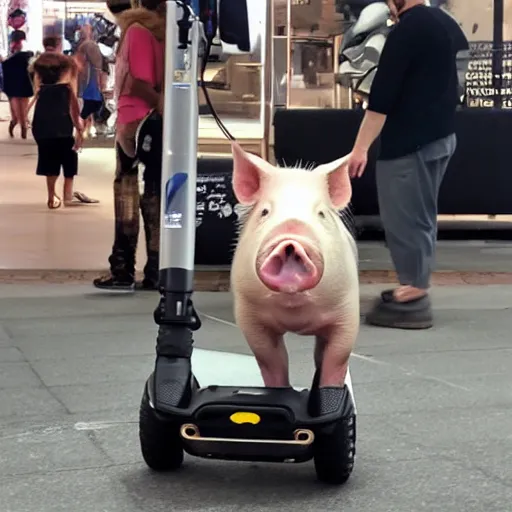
314;155;352;210
231;142;273;205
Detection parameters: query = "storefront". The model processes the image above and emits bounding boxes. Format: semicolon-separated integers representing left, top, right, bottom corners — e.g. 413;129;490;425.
198;1;510;154
2;0;511;238
193;0;512;264
269;0;512;222
2;0;510;265
0;0;109;56
42;0;110;51
0;0;42;54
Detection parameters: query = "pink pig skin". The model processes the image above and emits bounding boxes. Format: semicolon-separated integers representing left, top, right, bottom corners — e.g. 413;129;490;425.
230;142;360;389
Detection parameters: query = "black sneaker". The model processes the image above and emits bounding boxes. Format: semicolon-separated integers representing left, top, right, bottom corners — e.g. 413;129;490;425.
135;278;159;291
93;274;135;292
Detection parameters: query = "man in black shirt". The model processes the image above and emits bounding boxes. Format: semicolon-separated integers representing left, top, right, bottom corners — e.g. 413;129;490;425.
347;0;468;329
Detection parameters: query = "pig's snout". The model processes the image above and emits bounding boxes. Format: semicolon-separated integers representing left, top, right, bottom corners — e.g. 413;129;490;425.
258;239;322;293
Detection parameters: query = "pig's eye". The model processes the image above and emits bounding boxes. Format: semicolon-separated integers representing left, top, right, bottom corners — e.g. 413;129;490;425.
261;208;270;217
318;211;326;219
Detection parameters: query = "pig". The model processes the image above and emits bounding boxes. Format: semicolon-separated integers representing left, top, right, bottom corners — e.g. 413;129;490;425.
230;142;360;391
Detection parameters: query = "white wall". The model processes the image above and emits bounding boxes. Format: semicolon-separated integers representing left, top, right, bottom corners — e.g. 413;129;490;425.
26;0;43;52
0;0;9;57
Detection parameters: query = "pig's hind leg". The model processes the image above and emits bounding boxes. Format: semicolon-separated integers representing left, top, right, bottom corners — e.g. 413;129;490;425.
242;325;290;388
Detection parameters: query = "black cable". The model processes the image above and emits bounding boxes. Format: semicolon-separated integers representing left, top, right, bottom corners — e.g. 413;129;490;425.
172;0;236;141
199;36;235;140
200;39;235;141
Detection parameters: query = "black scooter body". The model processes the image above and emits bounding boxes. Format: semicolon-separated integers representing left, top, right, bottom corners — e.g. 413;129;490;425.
140;371;357;484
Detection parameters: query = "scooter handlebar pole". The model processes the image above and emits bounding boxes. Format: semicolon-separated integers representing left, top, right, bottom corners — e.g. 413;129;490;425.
159;0;200;296
150;1;202;412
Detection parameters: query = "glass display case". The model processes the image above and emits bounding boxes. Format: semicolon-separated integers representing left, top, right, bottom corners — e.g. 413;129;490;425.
42;0;109;52
198;0;271;158
271;0;504;110
273;0;345;109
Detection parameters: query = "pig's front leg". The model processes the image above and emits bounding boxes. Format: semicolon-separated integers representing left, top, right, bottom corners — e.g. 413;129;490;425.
240;324;290;388
314;325;357;388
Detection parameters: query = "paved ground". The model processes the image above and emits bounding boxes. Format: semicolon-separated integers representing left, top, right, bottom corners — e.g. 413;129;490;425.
1;282;511;512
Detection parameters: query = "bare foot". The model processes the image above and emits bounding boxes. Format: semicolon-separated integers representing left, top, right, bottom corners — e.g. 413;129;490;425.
47;196;62;210
393;286;428;302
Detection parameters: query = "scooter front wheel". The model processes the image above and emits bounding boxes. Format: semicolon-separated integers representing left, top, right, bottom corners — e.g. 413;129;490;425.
313;413;356;485
139;387;184;472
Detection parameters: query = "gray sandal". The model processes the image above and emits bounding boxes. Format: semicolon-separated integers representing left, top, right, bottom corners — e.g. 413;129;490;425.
366;294;433;330
74;191;100;204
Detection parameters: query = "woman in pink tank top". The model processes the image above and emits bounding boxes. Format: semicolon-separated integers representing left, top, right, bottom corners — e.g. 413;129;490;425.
115;1;166;157
116;27;165;126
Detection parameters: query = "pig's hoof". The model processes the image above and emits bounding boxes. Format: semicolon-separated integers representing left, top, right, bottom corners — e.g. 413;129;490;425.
139;387;185;472
312;387;356;485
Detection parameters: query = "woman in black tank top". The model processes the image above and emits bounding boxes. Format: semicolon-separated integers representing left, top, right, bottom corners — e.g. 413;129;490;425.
33;83;75;140
1;31;33;139
31;53;84;209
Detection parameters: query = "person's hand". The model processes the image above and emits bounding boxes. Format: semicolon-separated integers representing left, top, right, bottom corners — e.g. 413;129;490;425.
74;130;84;151
156;94;164;116
75;118;85;135
347;147;368;178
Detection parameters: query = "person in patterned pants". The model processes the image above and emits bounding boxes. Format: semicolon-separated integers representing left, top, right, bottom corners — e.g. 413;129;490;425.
94;0;165;292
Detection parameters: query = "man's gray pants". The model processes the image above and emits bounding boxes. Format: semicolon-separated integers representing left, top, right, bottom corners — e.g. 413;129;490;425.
376;133;457;290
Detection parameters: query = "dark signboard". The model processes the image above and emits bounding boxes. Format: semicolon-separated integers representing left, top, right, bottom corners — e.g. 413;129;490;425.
465;40;512;109
195;165;239;265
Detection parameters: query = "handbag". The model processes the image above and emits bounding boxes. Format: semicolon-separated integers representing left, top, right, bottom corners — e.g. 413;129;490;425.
135;108;163;172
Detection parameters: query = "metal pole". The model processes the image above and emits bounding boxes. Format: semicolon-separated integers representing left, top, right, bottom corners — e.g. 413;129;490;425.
493;0;504;109
333;34;341;108
64;0;68;41
285;0;291;108
262;0;272;161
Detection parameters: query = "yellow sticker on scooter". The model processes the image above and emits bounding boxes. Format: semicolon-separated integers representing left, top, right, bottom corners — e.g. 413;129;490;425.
230;412;261;425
